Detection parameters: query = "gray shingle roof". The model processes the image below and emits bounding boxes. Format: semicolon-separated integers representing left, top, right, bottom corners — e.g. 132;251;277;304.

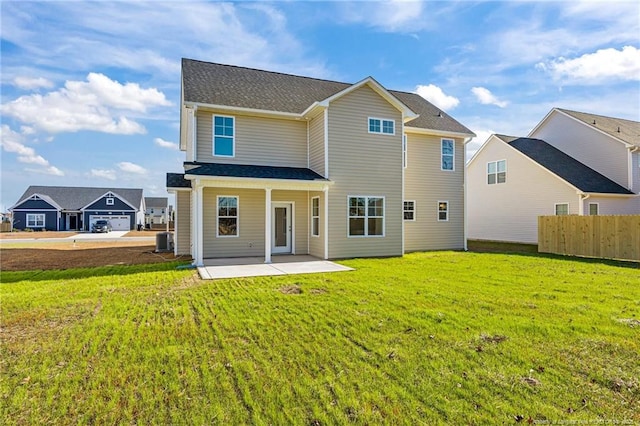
496;135;634;195
166;173;191;188
184;162;328;181
15;186;144;211
557;108;640;147
182;58;473;135
144;197;168;208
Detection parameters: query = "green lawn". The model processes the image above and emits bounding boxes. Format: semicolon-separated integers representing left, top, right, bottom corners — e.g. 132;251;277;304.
1;253;639;425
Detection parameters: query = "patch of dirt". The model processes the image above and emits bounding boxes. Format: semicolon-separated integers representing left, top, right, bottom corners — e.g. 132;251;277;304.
480;334;508;344
0;243;190;271
616;318;640;328
521;376;541;386
279;285;302;294
310;288;327;295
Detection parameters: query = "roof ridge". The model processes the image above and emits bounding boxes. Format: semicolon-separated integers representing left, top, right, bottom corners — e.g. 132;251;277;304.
182;58;351;87
557;108;640;125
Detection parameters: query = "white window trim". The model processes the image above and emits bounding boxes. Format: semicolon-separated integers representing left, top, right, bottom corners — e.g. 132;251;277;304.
216;195;239;238
403;200;416;221
437;201;449;222
26;213;46;228
588;202;599;216
441;138;455;172
347;195;386;238
311;196;320;237
554;202;569;216
487;159;507;184
368;117;395;135
213;114;235;158
106;197;115;206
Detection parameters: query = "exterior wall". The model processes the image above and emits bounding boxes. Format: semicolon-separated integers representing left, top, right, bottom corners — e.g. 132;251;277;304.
531;112;629;188
308;110;325;176
467;137;579;244
580;196;640;216
175;191;192;255
404;133;465;251
326;85;403;258
196;110;307;167
308;191;325;258
12;210;58;231
632;151;640;197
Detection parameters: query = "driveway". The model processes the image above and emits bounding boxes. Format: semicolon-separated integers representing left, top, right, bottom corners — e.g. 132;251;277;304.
68;231;129;240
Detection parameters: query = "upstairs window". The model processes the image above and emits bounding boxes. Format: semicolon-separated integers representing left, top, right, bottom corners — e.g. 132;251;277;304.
106;197;115;205
213;115;235;157
555;203;569;216
369;118;395;135
441;139;454;171
487;160;507;184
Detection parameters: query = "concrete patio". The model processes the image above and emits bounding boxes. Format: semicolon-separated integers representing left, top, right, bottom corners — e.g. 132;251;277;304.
197;255;353;280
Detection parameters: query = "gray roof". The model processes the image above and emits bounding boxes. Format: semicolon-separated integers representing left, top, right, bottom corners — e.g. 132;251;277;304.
15;186;144;211
557;108;640;147
166;173;191;189
184;162;328;181
144;197;168;208
496;135;634;195
182;58;473;135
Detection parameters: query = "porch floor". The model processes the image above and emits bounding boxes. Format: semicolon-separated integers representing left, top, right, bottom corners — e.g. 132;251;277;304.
198;255;353;280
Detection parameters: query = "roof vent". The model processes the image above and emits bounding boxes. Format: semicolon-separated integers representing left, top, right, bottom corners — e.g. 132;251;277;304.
437;111;443;118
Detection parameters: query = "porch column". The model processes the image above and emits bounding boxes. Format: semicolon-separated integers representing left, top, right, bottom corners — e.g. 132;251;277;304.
265;188;272;264
194;183;204;267
323;187;329;260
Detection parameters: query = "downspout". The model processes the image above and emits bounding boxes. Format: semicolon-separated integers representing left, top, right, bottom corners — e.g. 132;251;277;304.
578;193;590;215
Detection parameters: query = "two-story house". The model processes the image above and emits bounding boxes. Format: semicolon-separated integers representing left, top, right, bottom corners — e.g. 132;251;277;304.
144;197;169;226
167;59;475;265
467;108;639;244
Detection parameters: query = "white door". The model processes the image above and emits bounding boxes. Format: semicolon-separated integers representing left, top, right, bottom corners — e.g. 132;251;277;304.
272;203;291;254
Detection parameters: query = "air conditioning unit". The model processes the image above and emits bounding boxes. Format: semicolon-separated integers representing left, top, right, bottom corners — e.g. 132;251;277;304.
155;232;174;252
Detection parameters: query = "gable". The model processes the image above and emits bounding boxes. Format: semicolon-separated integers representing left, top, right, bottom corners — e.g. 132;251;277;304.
14;186;143;211
10;194;60;211
83;192;137;211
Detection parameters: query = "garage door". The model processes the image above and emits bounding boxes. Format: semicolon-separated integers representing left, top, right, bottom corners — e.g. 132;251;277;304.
89;215;131;231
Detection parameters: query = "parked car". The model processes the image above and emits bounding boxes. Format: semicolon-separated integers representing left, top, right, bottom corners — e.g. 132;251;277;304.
91;219;112;233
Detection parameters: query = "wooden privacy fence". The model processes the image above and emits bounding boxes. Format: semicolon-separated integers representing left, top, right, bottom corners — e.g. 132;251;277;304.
0;222;11;233
538;215;640;262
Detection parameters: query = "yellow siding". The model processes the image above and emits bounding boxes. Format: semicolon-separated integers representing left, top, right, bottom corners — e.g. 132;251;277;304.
175;191;192;255
404;134;465;251
308;111;325;176
196;111;307;167
326;85;403;258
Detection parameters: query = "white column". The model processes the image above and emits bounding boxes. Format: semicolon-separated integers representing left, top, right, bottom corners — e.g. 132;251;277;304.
191;189;197;263
194;184;204;267
323;187;329;260
265;188;272;263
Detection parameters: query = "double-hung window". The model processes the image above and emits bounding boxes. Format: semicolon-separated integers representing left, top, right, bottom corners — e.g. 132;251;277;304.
213;115;235;157
403;201;415;221
217;196;238;237
589;203;599;215
555;203;569;216
26;213;45;228
441;139;454;171
438;201;449;221
368;118;395;135
311;197;320;237
487;160;506;184
348;196;384;236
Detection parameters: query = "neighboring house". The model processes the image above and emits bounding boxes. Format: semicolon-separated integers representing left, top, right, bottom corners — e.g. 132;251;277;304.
144;197;169;225
167;59;475;265
10;186;145;231
467;108;639;244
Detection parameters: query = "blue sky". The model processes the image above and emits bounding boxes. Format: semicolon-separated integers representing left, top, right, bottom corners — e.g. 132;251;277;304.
1;1;639;212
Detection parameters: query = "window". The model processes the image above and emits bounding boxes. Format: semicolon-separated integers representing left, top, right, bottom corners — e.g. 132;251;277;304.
106;197;114;205
555;203;569;216
348;196;384;236
441;139;454;171
368;118;395;135
487;160;507;184
404;201;415;221
26;213;45;228
589;203;599;215
213;115;235;157
438;201;449;221
217;196;238;237
311;197;320;237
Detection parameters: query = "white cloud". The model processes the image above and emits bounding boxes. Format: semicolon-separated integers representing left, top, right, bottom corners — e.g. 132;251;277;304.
471;87;508;108
13;76;54;90
1;73;171;135
154;137;178;150
90;169;116;180
117;161;147;174
0;125;64;176
415;84;460;111
466;129;494;162
537;46;640;84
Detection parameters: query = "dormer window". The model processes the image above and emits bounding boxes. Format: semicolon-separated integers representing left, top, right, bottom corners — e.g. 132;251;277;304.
213;115;235;157
368;118;394;135
106;197;114;206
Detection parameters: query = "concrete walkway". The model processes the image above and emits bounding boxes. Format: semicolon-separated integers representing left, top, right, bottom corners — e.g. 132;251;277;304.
198;255;353;280
68;231;129;239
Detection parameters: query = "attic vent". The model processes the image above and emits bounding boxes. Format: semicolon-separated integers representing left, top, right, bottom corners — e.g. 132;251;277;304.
437;111;443;118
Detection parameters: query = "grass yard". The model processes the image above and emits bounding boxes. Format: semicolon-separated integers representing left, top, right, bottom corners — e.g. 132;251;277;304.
1;252;639;425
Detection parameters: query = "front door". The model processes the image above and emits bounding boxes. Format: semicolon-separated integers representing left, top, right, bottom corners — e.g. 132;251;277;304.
69;214;77;230
272;203;292;254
